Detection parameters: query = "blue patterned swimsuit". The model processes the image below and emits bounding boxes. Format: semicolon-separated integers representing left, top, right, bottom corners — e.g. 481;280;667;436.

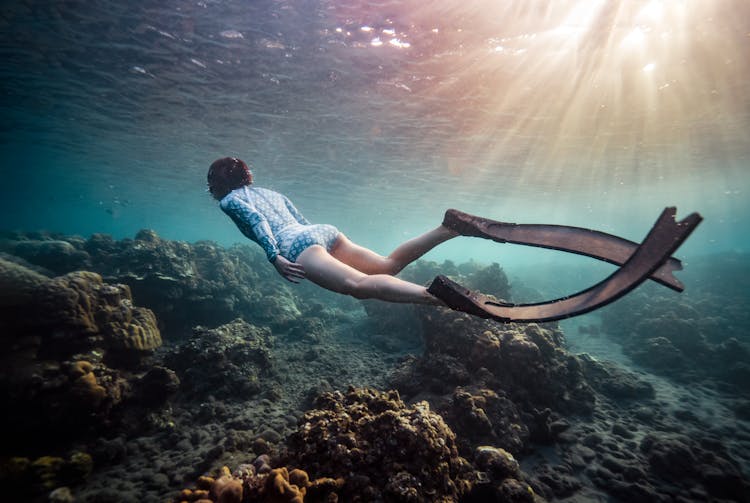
220;185;340;262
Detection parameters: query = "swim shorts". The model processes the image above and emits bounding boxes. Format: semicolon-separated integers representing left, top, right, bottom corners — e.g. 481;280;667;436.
281;224;341;262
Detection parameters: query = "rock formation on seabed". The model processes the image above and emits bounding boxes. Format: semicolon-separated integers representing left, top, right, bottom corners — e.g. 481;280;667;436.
385;296;749;501
0;257;176;498
599;282;750;394
1;230;349;339
175;387;541;503
163;318;275;401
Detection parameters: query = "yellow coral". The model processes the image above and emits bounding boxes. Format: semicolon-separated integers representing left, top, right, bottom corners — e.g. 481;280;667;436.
288;469;309;489
70;372;107;408
34;271;161;353
266;467;305;503
68;360;94;379
113;306;162;351
195;475;215;490
31;456;65;490
67;451;93;481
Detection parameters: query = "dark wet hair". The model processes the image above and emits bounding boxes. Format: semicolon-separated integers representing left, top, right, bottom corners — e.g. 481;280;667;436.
207;157;253;200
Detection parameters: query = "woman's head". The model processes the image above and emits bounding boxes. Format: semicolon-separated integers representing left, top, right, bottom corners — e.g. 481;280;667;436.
207;157;253;200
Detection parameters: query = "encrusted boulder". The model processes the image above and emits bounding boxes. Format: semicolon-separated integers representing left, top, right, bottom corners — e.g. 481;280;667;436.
3;238;90;275
0;256;49;309
32;271;161;360
163;319;274;400
442;387;529;455
284;387;474;501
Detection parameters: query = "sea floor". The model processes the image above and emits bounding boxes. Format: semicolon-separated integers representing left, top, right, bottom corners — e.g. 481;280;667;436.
1;232;748;502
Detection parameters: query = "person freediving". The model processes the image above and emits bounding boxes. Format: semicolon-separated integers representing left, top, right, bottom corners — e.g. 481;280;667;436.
208;156;702;323
207;156;458;306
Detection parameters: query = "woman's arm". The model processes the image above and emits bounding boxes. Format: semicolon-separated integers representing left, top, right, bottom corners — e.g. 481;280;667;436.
221;196;281;262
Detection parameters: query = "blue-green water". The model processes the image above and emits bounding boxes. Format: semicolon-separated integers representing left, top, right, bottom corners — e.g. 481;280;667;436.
2;3;750;500
2;0;748;279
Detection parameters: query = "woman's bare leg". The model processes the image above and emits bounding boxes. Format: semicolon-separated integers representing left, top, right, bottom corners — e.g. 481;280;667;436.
296;245;441;305
331;225;457;275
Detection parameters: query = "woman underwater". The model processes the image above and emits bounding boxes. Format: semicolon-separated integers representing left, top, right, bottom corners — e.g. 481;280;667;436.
207;157;457;306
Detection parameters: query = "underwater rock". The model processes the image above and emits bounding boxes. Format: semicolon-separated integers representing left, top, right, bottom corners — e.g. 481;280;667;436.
640;433;750;501
578;355;655;400
284;387;475;501
393;307;595;421
635;315;710;354
360;300;423;352
136;366;181;407
400;258;512;301
465;262;512;301
30;271;162;361
4;238;90;275
629;336;688;375
442;387;529;455
163;319;274;401
0;256;49;309
285;316;326;344
599;277;750;391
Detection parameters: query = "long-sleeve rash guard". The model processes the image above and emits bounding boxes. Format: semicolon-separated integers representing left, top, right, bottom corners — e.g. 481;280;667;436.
220;185;339;262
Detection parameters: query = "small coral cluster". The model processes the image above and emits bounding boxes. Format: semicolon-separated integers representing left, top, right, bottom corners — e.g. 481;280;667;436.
0;452;93;500
177;387;538;503
286;387;473;501
176;462;342;503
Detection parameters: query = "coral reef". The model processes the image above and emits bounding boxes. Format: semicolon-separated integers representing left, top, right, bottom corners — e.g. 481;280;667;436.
390;308;595;455
1;230;312;338
2;238;90;275
163;319;275;400
283;387;539;502
0;451;93;500
0;256;49;308
32;271;162;361
599;276;750;392
175;463;343;503
0;263;170;460
1;231;747;503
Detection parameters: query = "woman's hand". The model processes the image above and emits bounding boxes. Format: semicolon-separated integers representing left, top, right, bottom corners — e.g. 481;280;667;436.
272;255;306;283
